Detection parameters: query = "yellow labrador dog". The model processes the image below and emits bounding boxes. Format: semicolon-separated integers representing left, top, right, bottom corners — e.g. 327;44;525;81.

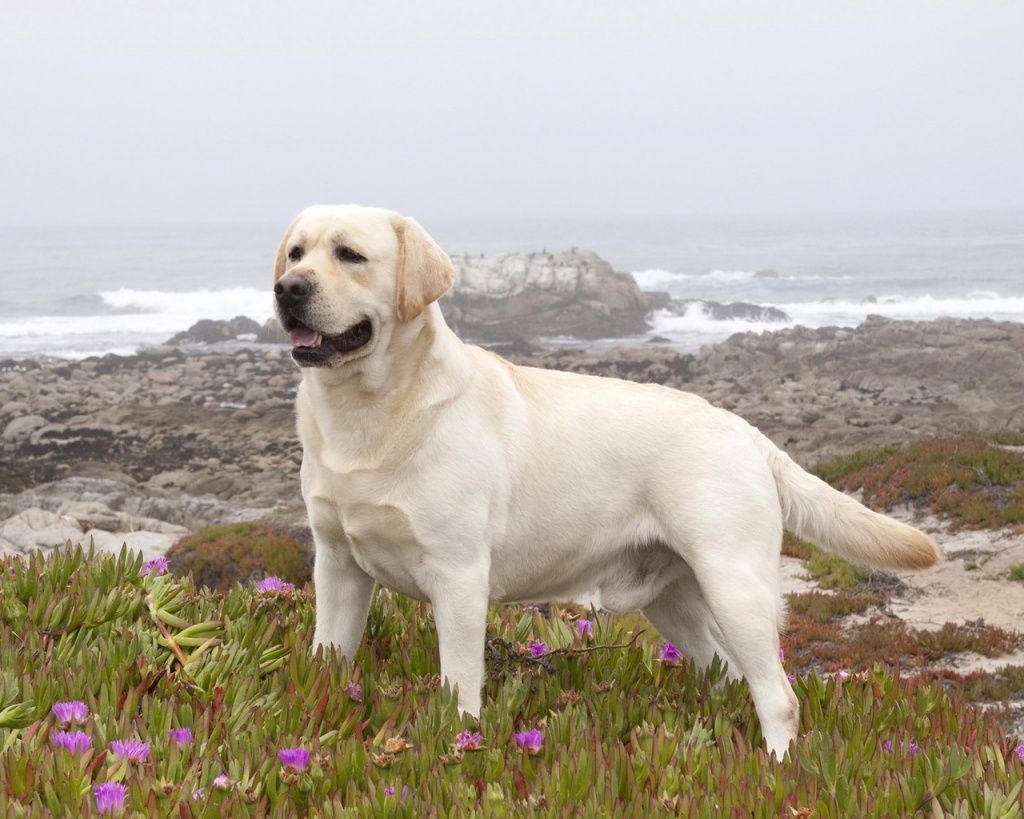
274;205;938;756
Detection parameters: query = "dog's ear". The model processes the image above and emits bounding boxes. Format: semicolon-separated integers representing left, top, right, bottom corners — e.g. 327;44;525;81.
392;215;454;322
273;211;305;282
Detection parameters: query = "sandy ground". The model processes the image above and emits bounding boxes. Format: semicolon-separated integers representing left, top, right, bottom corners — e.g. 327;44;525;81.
884;504;1024;636
779;503;1024;738
781;500;1024;637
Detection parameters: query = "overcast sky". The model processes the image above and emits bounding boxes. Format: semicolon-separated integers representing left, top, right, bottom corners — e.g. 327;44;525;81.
2;1;1022;226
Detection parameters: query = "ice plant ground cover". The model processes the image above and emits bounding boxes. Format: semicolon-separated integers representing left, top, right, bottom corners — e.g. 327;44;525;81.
1;547;1023;816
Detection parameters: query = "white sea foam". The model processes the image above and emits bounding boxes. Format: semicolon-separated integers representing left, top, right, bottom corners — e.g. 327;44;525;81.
630;269;853;288
100;287;275;322
649;292;1024;344
0;287;276;359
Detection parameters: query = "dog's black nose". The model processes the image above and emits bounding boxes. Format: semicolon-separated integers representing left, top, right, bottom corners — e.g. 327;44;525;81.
274;274;313;306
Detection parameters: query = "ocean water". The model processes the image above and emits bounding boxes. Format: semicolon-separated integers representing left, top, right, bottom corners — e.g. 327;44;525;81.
0;211;1021;359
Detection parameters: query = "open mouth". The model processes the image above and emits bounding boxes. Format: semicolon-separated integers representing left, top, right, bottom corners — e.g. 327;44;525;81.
288;319;374;366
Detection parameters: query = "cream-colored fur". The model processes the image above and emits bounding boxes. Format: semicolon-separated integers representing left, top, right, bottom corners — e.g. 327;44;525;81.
277;205;939;757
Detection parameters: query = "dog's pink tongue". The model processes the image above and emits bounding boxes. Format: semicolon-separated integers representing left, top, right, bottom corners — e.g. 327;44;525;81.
288;327;320;347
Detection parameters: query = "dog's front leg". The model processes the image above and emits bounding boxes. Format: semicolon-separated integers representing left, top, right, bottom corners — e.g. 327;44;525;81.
311;539;375;662
426;570;490;718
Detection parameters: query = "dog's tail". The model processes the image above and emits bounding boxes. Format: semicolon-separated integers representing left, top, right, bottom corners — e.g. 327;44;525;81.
752;432;939;570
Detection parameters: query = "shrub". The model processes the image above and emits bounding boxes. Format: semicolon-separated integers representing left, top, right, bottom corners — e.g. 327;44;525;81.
166;522;312;592
814;435;1024;529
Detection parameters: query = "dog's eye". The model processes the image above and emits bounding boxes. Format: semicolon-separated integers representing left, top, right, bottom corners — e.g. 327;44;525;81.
335;246;367;264
288;246;304;262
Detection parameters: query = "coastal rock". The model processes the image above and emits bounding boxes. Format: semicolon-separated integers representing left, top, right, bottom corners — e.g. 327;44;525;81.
168;316;262;345
442;248;650;340
3;414;47;443
0;476;277;559
257;319;288;344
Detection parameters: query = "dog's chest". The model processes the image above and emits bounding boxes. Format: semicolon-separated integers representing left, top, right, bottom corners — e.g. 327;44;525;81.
308;470;431;601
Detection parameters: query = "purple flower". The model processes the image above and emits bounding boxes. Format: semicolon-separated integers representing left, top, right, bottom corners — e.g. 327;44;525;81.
213;775;229;788
1015;744;1024;762
383;785;410;800
837;671;850;681
884;738;920;756
94;782;127;814
142;557;169;577
344;681;362;702
576;618;593;638
660;642;682;664
191;788;205;800
514;727;544;754
257;576;294;594
51;700;88;725
455;730;484;750
168;727;193;747
51;730;92;754
778;647;785;662
528;641;547;656
110;739;150;763
278;747;310;771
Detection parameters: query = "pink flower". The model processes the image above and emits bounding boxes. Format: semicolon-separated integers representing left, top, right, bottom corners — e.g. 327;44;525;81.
94;782;127;814
51;700;88;724
168;728;193;747
110;739;150;763
660;642;682;664
528;641;547;656
455;730;484;750
278;747;310;771
576;619;593;638
344;681;362;702
51;730;92;754
514;728;544;754
142;557;169;577
383;785;409;800
257;576;294;594
213;775;229;788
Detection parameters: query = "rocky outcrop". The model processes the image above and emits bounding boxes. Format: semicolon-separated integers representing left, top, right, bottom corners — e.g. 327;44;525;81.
443;248;650;340
4;316;1023;559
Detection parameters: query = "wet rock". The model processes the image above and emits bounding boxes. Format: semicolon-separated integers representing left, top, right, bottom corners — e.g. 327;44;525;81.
663;299;791;323
168;316;262;345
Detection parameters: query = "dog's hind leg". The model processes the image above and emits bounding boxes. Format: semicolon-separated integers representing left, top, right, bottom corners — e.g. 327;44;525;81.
687;553;798;757
641;566;740;679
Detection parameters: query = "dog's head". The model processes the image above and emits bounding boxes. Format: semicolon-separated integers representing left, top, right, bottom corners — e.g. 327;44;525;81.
273;205;454;369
